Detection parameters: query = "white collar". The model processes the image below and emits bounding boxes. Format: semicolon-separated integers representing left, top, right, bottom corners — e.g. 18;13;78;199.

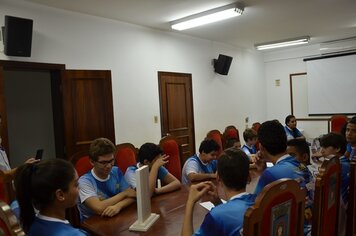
275;154;290;164
230;192;249;201
91;169;110;181
37;213;70;224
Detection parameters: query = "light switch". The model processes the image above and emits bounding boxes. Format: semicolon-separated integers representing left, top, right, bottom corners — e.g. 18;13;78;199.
154;116;158;123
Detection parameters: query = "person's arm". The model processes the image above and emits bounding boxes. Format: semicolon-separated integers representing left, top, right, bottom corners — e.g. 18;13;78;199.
188;172;217;183
149;154;169;196
84;187;136;216
181;182;211;236
155;172;181;195
101;193;136;217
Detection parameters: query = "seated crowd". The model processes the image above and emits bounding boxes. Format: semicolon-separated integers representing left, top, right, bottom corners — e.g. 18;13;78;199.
1;115;355;235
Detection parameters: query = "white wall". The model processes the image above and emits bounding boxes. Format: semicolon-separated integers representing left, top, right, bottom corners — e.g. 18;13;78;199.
263;44;330;139
0;0;266;156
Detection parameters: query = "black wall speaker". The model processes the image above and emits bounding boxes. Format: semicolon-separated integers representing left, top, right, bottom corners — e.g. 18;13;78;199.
214;54;233;75
4;15;33;57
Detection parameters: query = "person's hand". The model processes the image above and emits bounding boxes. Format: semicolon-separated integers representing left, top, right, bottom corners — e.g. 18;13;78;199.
205;181;221;206
24;157;40;165
253;151;266;171
187;181;212;204
101;205;121;217
151;154;169;170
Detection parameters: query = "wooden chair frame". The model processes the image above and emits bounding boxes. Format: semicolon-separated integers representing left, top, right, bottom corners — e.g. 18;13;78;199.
347;159;356;236
243;178;305;236
312;156;341;236
0;201;25;236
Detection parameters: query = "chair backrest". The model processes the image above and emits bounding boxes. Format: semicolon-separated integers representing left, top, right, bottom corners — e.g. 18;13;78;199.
115;143;137;174
222;125;240;148
329;115;348;133
159;135;182;180
312;156;341;236
67;151;91;228
0;201;25;236
347;159;356;236
206;129;223;156
70;150;92;177
251;122;261;151
0;171;16;204
243;178;305;236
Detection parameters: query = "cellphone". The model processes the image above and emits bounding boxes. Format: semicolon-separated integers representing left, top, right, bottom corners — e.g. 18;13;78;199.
35;149;44;160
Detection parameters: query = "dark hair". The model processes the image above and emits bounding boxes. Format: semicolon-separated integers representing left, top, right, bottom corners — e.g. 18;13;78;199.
243;128;257;142
89;137;116;161
287;139;310;157
320;132;347;155
349;116;356;125
285;115;295;125
199;139;220;154
14;159;76;233
137;143;163;163
225;137;239;149
218;148;249;190
258;120;287;155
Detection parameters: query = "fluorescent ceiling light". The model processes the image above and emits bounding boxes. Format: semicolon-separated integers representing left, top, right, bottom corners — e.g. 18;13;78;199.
255;36;310;50
171;2;244;31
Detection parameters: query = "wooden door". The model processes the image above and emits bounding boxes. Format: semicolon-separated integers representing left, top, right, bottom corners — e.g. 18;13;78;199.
158;72;195;163
61;70;115;158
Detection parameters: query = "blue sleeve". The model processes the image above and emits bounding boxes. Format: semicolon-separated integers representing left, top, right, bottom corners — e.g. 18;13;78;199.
194;212;225;236
116;167;130;191
158;166;169;180
254;169;275;195
211;160;218;172
296;128;303;137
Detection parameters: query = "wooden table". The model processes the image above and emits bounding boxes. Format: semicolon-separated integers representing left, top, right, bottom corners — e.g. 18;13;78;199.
82;169;262;236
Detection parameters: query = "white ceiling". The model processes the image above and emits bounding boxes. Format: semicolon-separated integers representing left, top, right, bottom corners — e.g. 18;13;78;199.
25;0;356;49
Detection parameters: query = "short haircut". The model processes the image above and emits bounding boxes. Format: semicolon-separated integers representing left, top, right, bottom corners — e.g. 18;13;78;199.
225;137;239;149
285;115;295;125
287;139;310;158
89;137;116;161
137;142;163;163
243;128;257;142
349;116;356;125
320;132;347;155
218;148;249;191
258;120;287;155
199;139;220;154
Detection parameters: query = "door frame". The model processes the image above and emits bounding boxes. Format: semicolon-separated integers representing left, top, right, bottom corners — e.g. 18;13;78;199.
0;60;65;159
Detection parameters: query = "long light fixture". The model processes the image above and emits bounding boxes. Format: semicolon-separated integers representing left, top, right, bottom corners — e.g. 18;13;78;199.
255;36;310;50
171;2;244;31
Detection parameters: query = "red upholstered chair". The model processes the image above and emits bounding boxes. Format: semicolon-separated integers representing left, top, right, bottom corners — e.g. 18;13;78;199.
243;178;305;236
347;160;356;236
312;156;341;236
222;125;240;148
159;135;182;181
67;151;92;228
115;143;137;174
0;201;25;236
251;122;261;151
329;115;348;133
206;130;223;157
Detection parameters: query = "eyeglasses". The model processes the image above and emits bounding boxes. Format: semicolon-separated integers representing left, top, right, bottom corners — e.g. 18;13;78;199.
95;158;115;166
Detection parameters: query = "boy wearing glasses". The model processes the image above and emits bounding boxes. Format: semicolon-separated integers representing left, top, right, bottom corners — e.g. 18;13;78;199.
78;138;136;220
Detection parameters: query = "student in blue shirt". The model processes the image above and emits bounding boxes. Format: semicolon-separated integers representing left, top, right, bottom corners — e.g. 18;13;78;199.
284;115;305;141
345;116;356;160
241;128;258;161
78;138;136;220
14;159;88;236
124;142;180;196
181;139;220;185
181;148;256;236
